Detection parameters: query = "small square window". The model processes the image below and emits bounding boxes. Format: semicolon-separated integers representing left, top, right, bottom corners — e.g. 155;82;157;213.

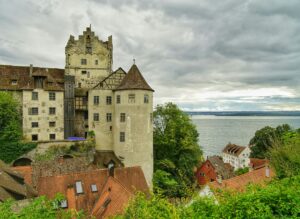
50;134;56;140
91;184;98;192
106;113;112;122
49;121;56;127
120;132;125;142
81;59;87;65
144;94;149;103
95;60;98;65
32;134;38;141
120;113;126;122
106;96;112;105
49;92;56;101
49;107;56;115
31;122;39;128
29;107;38;115
116;95;121;104
75;181;83;194
11;80;18;85
32;92;38;100
128;94;135;103
81;70;87;75
94;96;99;105
94;113;99;121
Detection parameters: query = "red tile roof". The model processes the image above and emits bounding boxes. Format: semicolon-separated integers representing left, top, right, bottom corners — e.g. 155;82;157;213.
250;158;269;170
115;64;154;91
91;177;133;218
210;166;275;191
11;166;33;185
36;166;148;216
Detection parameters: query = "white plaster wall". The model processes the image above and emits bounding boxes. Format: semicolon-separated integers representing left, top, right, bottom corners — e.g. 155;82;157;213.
113;90;154;186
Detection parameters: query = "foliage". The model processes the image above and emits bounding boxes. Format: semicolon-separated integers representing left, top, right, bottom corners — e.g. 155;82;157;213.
234;167;249;176
269;131;300;178
0;141;37;163
0;91;22;141
153;103;203;198
0;194;87;219
249;124;292;158
116;176;300;219
114;192;179;219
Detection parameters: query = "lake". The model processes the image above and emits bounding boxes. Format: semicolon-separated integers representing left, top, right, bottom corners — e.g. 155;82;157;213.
191;116;300;157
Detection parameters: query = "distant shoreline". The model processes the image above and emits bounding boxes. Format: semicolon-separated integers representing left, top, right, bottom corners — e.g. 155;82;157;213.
185;111;300;117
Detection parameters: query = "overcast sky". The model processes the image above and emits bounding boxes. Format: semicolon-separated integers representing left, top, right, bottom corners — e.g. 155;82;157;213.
0;0;299;111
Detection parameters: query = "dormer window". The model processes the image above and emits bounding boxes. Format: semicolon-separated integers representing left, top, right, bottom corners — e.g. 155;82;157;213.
75;181;83;194
11;80;18;85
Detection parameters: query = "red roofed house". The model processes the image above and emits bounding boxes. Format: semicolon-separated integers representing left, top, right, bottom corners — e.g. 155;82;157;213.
196;156;234;185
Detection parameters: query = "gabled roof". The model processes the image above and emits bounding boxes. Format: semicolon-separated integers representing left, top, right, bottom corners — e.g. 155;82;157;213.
93;67;126;90
115;64;154;91
222;143;247;156
210;166;275;191
0;160;37;202
0;65;64;91
250;158;269;170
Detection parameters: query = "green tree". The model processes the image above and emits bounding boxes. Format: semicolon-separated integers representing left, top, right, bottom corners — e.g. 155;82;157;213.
0;92;22;141
249;124;291;158
153;103;203;198
0;92;37;163
269;131;300;178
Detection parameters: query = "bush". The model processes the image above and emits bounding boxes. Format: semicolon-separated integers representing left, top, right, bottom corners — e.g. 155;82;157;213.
0;141;37;163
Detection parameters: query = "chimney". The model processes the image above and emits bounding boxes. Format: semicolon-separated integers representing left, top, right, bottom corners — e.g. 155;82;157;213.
30;64;33;76
108;162;115;177
216;175;222;184
265;166;270;178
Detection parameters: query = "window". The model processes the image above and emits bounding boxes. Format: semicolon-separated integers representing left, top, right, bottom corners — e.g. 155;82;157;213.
32;92;38;100
128;94;135;103
11;80;17;85
116;95;121;104
75;181;83;194
120;132;125;142
86;46;92;53
94;96;99;105
91;184;98;192
144;94;149;103
31;122;38;128
81;59;87;65
84;111;88;120
49;107;56;115
95;60;98;65
75;97;88;110
120;113;126;122
93;113;99;121
106;96;112;105
50;134;56;140
109;126;112;131
81;70;87;75
60;200;68;209
78;83;81;88
29;107;38;115
49;121;56;127
106;113;112;122
49;92;56;100
32;134;38;141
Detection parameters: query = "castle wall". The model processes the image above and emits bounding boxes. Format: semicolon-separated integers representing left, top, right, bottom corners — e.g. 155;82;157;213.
22;89;64;141
113;90;153;186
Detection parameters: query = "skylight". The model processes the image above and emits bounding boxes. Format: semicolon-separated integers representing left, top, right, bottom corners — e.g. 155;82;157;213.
75;181;83;194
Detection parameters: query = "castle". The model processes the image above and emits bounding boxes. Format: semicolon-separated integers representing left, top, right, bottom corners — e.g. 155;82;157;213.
0;26;154;185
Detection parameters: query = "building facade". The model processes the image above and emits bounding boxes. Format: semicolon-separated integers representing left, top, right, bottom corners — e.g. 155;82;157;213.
0;27;154;185
222;143;251;170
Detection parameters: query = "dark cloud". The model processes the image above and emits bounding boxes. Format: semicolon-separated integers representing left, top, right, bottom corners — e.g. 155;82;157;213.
0;0;299;111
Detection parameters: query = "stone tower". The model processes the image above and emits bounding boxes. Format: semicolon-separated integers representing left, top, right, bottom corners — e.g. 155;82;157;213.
65;26;113;89
113;64;154;186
